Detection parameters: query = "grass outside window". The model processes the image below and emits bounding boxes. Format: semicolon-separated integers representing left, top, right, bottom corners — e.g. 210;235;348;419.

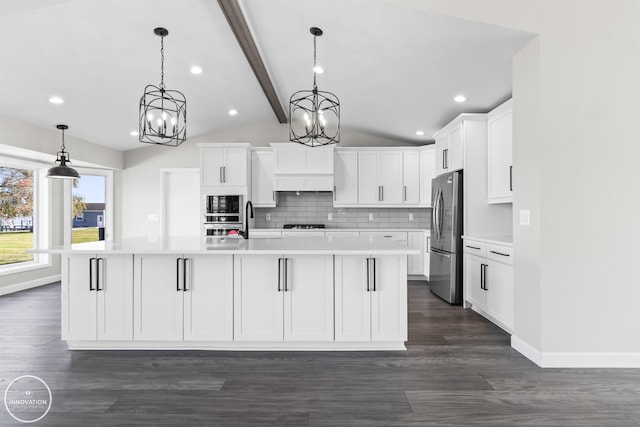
0;228;98;266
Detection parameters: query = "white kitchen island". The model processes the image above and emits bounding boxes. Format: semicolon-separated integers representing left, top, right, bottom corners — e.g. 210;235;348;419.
37;236;416;351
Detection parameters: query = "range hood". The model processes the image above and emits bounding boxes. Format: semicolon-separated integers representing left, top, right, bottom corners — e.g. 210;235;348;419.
270;143;334;191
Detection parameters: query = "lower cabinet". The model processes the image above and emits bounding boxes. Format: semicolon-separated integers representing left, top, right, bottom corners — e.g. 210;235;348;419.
463;240;513;332
233;254;334;341
334;255;407;342
62;254;133;341
134;254;233;341
407;231;425;276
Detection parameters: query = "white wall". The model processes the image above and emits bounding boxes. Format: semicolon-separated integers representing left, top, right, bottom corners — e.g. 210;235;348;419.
121;121;424;239
390;0;640;365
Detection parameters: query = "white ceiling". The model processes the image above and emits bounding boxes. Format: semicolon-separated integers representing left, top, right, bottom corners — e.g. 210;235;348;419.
0;0;533;152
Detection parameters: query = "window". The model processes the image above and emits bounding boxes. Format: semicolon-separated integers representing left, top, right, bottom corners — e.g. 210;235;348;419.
66;168;112;246
0;158;49;273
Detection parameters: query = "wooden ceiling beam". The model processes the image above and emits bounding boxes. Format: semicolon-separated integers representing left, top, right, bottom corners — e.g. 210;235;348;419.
217;0;288;124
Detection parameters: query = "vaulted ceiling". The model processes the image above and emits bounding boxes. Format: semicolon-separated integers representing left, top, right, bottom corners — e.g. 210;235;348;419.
0;0;533;151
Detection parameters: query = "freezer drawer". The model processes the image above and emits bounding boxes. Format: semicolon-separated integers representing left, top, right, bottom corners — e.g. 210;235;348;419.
429;248;461;304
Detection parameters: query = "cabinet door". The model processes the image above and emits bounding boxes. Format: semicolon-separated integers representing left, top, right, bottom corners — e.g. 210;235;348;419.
334;256;371;341
485;260;514;331
402;151;420;205
200;148;225;185
251;151;276;207
435;135;448;176
487;108;513;203
334;150;358;205
97;255;133;341
407;232;424;275
419;148;436;207
357;151;380;204
447;124;464;171
134;255;184;341
63;254;98;341
233;255;283;341
184;255;233;341
379;152;403;204
464;254;486;310
223;148;248;186
371;255;407;342
283;255;334;341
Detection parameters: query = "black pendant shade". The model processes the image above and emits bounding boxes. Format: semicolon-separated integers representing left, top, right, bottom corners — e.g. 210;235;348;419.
47;124;80;180
289;27;340;147
139;27;187;147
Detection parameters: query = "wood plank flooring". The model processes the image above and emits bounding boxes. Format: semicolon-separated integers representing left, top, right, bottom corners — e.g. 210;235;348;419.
1;281;639;426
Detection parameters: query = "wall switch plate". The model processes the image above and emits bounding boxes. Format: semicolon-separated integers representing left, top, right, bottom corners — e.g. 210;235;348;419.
266;213;271;221
368;213;374;221
519;209;530;226
328;213;332;221
409;213;414;221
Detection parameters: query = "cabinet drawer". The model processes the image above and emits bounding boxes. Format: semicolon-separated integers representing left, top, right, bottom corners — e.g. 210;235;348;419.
463;240;486;257
360;231;408;243
486;244;513;265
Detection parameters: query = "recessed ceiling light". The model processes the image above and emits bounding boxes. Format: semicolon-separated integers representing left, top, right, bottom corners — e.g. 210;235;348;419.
454;95;467;103
313;65;324;74
130;131;139;136
228;109;238;116
49;96;64;104
415;130;424;136
190;66;203;75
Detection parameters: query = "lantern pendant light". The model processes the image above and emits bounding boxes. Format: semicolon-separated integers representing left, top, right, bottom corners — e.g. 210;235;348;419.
289;27;340;147
46;124;80;179
139;27;187;147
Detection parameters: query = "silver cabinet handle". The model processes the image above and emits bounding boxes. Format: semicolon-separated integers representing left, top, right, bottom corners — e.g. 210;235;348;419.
380;186;384;201
223;166;226;183
404;185;407;202
510;165;513;192
372;258;376;292
480;263;486;290
219;167;223;183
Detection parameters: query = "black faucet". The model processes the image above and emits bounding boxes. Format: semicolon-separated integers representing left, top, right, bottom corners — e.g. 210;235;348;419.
238;201;254;239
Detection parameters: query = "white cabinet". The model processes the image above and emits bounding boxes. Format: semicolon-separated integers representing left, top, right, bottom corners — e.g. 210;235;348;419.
134;254;233;341
271;143;334;191
334;255;407;342
358;151;403;205
199;144;250;187
434;121;465;176
487;99;513;204
251;149;276;207
407;231;425;275
419;147;436;207
463;239;513;332
234;255;334;341
402;151;420;205
62;254;133;341
333;150;359;205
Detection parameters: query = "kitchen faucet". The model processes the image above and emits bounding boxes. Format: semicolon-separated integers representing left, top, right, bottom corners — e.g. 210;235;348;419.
238;201;254;239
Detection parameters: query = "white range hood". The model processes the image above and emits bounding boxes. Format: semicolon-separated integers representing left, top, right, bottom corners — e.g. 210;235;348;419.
270;143;334;191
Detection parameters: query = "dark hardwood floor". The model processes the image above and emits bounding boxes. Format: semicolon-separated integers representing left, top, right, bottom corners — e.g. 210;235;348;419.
1;282;640;426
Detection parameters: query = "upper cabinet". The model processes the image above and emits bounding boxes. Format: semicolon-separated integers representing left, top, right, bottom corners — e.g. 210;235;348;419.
487;99;513;204
198;143;251;190
434;122;464;176
358;151;403;205
251;149;276;207
334;150;359;206
402;151;420;205
419;147;436;207
271;143;334;191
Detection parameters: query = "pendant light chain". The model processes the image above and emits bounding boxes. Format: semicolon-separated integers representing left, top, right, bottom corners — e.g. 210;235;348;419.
60;127;66;151
313;34;317;90
160;35;165;90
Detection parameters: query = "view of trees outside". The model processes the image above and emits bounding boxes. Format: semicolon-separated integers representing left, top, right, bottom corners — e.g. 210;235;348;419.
72;174;105;244
0;166;35;265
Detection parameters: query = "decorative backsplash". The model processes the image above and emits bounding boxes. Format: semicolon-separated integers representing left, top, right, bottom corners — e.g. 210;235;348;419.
254;191;430;229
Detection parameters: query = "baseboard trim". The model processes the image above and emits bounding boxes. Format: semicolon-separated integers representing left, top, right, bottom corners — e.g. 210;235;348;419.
511;335;542;366
512;335;640;368
0;275;60;296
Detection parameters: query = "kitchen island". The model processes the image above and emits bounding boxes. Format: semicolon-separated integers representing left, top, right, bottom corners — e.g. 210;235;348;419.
37;236;417;351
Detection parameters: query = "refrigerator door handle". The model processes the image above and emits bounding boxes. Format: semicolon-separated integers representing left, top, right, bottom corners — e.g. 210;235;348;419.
431;247;451;258
438;189;445;239
433;189;441;240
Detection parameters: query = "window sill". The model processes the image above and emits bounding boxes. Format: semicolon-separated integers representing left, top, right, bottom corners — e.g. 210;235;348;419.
0;260;53;277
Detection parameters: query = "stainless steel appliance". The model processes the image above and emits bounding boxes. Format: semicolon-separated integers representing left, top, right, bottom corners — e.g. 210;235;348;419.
429;171;463;304
203;195;243;237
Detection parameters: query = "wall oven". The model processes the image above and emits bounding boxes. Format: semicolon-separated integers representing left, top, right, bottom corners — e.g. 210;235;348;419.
203;195;243;237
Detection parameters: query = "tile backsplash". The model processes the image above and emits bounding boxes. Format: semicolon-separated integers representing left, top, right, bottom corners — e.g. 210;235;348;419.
254;191;430;229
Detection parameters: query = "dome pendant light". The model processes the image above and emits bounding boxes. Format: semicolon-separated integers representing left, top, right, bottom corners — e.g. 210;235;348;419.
46;124;80;180
289;27;340;147
139;27;187;147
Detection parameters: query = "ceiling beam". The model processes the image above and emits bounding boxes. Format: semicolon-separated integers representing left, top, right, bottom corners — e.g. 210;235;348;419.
218;0;288;124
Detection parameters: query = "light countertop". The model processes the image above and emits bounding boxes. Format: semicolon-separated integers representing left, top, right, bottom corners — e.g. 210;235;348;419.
253;228;430;233
30;235;419;256
462;235;513;246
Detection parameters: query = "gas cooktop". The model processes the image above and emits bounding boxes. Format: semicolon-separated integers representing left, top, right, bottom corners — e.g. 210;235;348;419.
283;224;326;229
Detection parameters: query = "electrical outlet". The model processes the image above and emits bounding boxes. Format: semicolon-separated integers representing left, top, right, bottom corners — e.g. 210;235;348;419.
519;209;530;226
328;213;333;221
368;213;374;221
409;213;414;221
266;213;271;221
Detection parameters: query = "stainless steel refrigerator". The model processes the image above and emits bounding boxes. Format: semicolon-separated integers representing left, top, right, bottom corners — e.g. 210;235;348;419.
429;170;463;304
